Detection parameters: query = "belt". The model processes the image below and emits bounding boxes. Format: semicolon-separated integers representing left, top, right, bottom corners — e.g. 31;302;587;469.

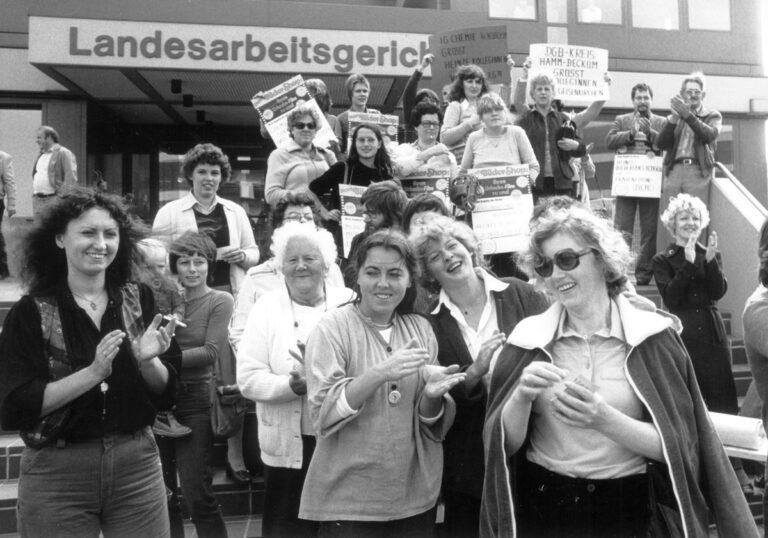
33;192;56;198
673;158;698;165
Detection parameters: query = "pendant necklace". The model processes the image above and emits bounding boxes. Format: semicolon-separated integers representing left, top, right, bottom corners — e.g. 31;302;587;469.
71;290;105;311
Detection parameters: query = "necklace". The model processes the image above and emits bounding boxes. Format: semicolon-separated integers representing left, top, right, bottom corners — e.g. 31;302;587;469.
71;290;106;311
286;283;327;329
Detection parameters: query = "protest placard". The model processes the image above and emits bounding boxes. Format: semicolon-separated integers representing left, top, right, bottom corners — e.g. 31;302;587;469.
429;26;509;92
610;154;663;198
339;184;368;258
398;167;451;207
251;74;337;149
528;44;609;102
467;165;533;254
347;112;399;155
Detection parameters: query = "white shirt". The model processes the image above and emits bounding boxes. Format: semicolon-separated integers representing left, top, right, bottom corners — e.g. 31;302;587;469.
432;269;508;379
33;152;54;194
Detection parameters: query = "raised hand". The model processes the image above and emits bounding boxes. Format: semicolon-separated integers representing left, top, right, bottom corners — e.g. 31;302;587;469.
422;364;466;399
684;234;697;263
419;53;434;71
132;314;175;363
470;330;506;378
705;231;718;262
373;338;429;382
91;330;126;380
670;95;690;118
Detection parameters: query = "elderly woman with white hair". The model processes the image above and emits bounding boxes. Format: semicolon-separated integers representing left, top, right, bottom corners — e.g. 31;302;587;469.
482;205;756;537
652;194;738;415
237;222;354;538
264;104;337;207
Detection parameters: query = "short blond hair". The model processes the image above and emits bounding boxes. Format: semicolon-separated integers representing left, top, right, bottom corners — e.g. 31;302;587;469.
660;194;710;236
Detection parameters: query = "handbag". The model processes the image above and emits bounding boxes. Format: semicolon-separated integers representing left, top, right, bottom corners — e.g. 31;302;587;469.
210;342;248;438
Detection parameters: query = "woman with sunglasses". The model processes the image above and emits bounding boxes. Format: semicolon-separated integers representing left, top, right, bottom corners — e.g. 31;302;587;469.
481;205;756;537
410;216;547;537
441;65;491;162
265;104;336;208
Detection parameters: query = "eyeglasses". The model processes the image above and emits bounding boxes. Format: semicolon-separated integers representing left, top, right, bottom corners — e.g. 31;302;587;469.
419;121;440;128
284;213;314;223
533;248;595;278
293;122;317;130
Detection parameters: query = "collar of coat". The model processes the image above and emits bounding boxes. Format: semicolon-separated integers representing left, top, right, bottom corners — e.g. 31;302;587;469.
507;293;672;349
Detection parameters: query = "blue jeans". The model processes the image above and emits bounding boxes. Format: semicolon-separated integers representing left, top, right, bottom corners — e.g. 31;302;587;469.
613;196;659;283
17;427;169;538
169;380;227;538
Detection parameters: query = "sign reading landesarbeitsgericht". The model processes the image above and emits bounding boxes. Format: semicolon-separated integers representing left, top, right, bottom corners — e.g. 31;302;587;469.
29;17;431;76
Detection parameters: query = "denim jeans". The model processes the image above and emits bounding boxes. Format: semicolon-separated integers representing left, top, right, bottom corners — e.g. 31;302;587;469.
613;196;659;283
17;427;169;538
168;380;227;538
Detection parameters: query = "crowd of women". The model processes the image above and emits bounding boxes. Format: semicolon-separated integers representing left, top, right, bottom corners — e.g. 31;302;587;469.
0;58;762;538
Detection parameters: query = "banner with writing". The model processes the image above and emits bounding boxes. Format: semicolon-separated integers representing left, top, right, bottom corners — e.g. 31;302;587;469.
528;44;609;102
429;26;509;92
399;167;451;207
610;154;663;198
347;112;399;155
251;75;337;149
339;184;368;258
467;165;533;254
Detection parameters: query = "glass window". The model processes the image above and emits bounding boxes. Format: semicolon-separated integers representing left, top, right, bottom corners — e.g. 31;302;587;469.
489;0;537;20
688;0;731;31
632;0;679;30
547;0;567;23
577;0;622;24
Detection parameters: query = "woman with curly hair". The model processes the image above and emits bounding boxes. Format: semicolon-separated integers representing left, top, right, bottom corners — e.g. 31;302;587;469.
482;205;756;537
0;187;178;537
152;142;259;296
440;64;492;162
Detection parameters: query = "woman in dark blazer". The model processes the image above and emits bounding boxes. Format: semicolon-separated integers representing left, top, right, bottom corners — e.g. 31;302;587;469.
411;216;548;537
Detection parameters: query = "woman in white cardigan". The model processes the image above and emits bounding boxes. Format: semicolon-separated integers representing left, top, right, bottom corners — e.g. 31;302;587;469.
237;222;353;538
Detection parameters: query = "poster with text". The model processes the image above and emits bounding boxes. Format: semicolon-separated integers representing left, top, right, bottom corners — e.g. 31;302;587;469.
399;167;452;207
347;112;399;155
468;164;533;254
610;154;663;198
339;184;367;258
251;75;337;150
429;26;509;93
528;44;609;102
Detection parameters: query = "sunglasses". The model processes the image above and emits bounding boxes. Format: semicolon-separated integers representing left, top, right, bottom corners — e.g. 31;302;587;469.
293;122;316;130
534;248;595;278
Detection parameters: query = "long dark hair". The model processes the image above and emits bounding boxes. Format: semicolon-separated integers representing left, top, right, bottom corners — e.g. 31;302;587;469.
448;64;490;102
352;229;418;316
20;187;146;295
348;123;393;180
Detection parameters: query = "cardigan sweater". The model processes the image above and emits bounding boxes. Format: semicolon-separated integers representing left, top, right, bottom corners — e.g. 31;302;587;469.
299;304;455;521
480;295;758;538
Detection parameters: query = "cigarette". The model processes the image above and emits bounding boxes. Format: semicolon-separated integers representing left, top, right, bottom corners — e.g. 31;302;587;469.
164;315;187;328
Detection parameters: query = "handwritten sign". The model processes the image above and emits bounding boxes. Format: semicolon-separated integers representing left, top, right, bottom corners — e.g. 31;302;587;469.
468;165;533;253
610;154;663;198
339;184;367;258
251;75;337;149
429;26;509;92
528;44;609;102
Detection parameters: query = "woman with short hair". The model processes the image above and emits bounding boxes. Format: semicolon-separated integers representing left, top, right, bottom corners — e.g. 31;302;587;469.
482;205;756;537
336;73;380;153
238;223;354;537
392;101;457;182
264;104;337;207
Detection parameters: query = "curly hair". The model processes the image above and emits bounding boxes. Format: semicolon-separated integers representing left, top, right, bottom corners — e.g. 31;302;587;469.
270;222;337;274
271;191;320;229
19;187;146;295
409;215;485;293
352;229;418;316
448;64;490;102
659;194;710;236
526;206;630;297
348;124;393;179
168;232;217;280
286;104;322;137
180;143;232;187
409;101;443;129
528;73;556;98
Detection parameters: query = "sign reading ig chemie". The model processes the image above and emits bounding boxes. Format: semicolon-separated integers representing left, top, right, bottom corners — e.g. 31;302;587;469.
29;17;431;76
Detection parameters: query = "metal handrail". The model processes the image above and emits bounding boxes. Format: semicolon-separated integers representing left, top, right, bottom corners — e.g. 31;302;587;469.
714;161;768;218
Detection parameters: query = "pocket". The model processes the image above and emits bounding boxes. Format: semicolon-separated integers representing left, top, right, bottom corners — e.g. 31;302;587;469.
20;446;47;475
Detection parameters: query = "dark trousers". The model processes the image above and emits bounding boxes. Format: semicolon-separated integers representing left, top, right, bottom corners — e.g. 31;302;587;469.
0;199;7;277
442;490;481;538
159;380;227;538
613;196;659;283
262;435;317;538
532;177;576;206
517;460;649;538
318;506;436;538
